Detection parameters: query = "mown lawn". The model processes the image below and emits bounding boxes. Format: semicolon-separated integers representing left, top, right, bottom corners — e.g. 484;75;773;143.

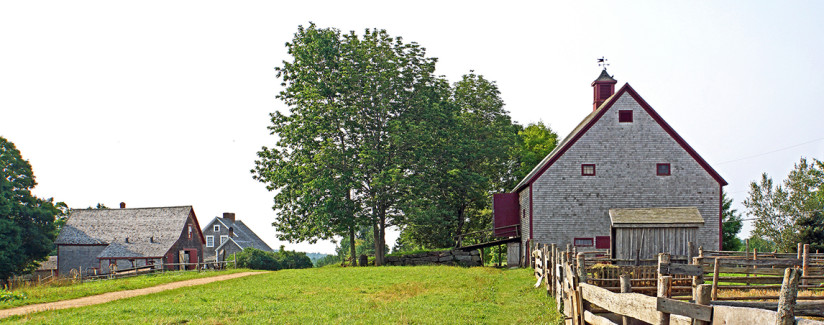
0;269;249;310
4;266;561;324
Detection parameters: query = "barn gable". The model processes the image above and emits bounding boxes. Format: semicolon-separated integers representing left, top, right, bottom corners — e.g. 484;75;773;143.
505;73;726;261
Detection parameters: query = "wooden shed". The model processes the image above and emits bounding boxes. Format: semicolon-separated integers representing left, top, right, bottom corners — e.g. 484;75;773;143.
609;207;704;261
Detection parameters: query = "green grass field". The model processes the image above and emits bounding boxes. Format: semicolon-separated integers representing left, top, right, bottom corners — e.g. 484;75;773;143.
0;269;249;310
4;266;561;324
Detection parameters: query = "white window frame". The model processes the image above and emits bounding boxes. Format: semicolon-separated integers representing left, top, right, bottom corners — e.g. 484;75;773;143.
214;225;220;232
220;235;228;245
206;235;214;247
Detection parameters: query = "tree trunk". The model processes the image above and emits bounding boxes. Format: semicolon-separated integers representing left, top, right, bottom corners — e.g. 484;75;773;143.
373;219;381;266
454;207;466;247
348;226;356;266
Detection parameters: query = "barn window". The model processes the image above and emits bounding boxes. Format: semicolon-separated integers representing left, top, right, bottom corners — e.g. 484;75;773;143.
220;235;228;245
206;236;214;247
581;164;596;176
657;163;671;176
595;236;610;249
574;238;594;247
619;110;633;123
188;225;192;239
214;225;220;232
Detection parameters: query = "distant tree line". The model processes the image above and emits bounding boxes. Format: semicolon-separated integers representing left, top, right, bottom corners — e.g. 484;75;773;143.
252;23;558;265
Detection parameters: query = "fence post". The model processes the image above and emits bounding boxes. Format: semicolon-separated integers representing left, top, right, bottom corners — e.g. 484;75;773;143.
776;268;800;325
698;246;704;258
657;275;672;325
688;241;695;262
802;244;809;286
543;244;550;293
798;243;803;260
576;253;587;284
620;274;632;325
711;258;720;301
745;238;750;259
695;284;712;325
692;257;704;301
550;243;556;295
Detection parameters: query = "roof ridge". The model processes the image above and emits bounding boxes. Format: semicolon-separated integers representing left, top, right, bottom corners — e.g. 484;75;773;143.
71;205;193;211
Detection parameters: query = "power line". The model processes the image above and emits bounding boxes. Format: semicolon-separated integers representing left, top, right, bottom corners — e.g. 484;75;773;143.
717;136;824;165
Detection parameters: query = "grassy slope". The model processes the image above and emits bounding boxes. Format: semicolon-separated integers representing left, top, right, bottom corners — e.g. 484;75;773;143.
5;266;561;324
0;269;249;310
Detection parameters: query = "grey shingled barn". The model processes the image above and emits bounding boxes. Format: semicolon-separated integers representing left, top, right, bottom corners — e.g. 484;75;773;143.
54;204;205;275
201;212;274;262
495;70;727;264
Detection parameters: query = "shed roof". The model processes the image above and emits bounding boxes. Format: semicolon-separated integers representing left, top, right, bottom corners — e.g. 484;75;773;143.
609;207;704;227
55;206;201;258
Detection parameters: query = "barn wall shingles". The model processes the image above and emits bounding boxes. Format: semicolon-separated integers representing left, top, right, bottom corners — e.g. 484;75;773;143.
530;93;720;251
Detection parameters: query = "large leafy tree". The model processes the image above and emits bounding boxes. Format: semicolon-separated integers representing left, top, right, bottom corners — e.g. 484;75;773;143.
254;24;439;265
511;122;559;184
0;137;61;285
743;157;824;251
398;73;518;249
721;190;743;251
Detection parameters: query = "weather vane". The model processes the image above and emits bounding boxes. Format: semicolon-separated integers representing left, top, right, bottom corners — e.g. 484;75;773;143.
597;56;609;70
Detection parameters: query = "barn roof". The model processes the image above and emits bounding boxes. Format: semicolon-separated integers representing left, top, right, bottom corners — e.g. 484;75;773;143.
512;83;727;193
55;206;202;258
36;256;58;271
609;207;705;227
211;217;274;252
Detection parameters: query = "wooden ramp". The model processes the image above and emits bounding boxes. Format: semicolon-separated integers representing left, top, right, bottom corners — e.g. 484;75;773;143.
457;236;520;251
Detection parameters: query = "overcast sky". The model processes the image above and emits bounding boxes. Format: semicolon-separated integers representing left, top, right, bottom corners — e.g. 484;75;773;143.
2;1;822;254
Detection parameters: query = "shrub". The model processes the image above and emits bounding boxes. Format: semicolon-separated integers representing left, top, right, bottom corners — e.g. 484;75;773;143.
0;289;26;302
233;247;313;271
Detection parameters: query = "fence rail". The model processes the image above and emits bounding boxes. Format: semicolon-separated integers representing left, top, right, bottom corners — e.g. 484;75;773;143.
525;239;824;325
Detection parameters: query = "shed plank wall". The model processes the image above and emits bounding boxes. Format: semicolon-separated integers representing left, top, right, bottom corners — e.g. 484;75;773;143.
614;227;697;260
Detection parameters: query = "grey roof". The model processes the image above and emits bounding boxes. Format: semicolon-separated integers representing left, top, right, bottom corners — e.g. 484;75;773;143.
211;217;274;252
593;69;617;83
609;207;704;227
55;206;196;258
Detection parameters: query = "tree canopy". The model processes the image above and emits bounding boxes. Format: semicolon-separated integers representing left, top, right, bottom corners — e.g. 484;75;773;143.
0;137;61;284
721;190;743;251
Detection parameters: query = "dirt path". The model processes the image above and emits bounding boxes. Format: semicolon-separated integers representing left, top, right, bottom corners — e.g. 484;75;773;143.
0;271;265;319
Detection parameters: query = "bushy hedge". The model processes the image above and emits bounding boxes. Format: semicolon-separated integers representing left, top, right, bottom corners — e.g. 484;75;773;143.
0;289;26;302
233;247;313;271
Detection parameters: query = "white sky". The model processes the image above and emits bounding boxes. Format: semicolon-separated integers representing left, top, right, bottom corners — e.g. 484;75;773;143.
1;1;822;254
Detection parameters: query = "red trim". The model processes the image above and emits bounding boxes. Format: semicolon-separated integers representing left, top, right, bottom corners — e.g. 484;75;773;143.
529;185;533;239
719;184;723;250
189;208;206;244
97;256;163;260
656;163;671;176
515;83;727;193
581;164;596;176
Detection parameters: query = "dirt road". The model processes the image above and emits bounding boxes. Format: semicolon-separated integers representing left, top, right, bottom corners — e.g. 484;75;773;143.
0;271;264;319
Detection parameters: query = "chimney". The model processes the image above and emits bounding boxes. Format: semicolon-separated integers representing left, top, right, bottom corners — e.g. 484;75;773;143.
229;227;234;238
120;202;126;209
223;212;235;222
591;69;617;111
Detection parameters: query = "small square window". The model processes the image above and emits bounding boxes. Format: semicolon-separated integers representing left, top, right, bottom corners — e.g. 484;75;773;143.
581;164;596;176
214;225;220;232
619;110;633;123
574;238;594;247
657;163;671;176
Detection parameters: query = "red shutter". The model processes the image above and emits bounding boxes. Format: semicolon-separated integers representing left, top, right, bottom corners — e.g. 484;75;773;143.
595;236;610;249
493;193;520;237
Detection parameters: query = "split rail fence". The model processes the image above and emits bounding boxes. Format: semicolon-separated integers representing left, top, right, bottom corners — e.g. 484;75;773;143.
526;240;824;325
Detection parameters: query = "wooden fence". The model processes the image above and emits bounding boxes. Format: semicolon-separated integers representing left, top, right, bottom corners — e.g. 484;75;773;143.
526;240;824;325
6;259;234;290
